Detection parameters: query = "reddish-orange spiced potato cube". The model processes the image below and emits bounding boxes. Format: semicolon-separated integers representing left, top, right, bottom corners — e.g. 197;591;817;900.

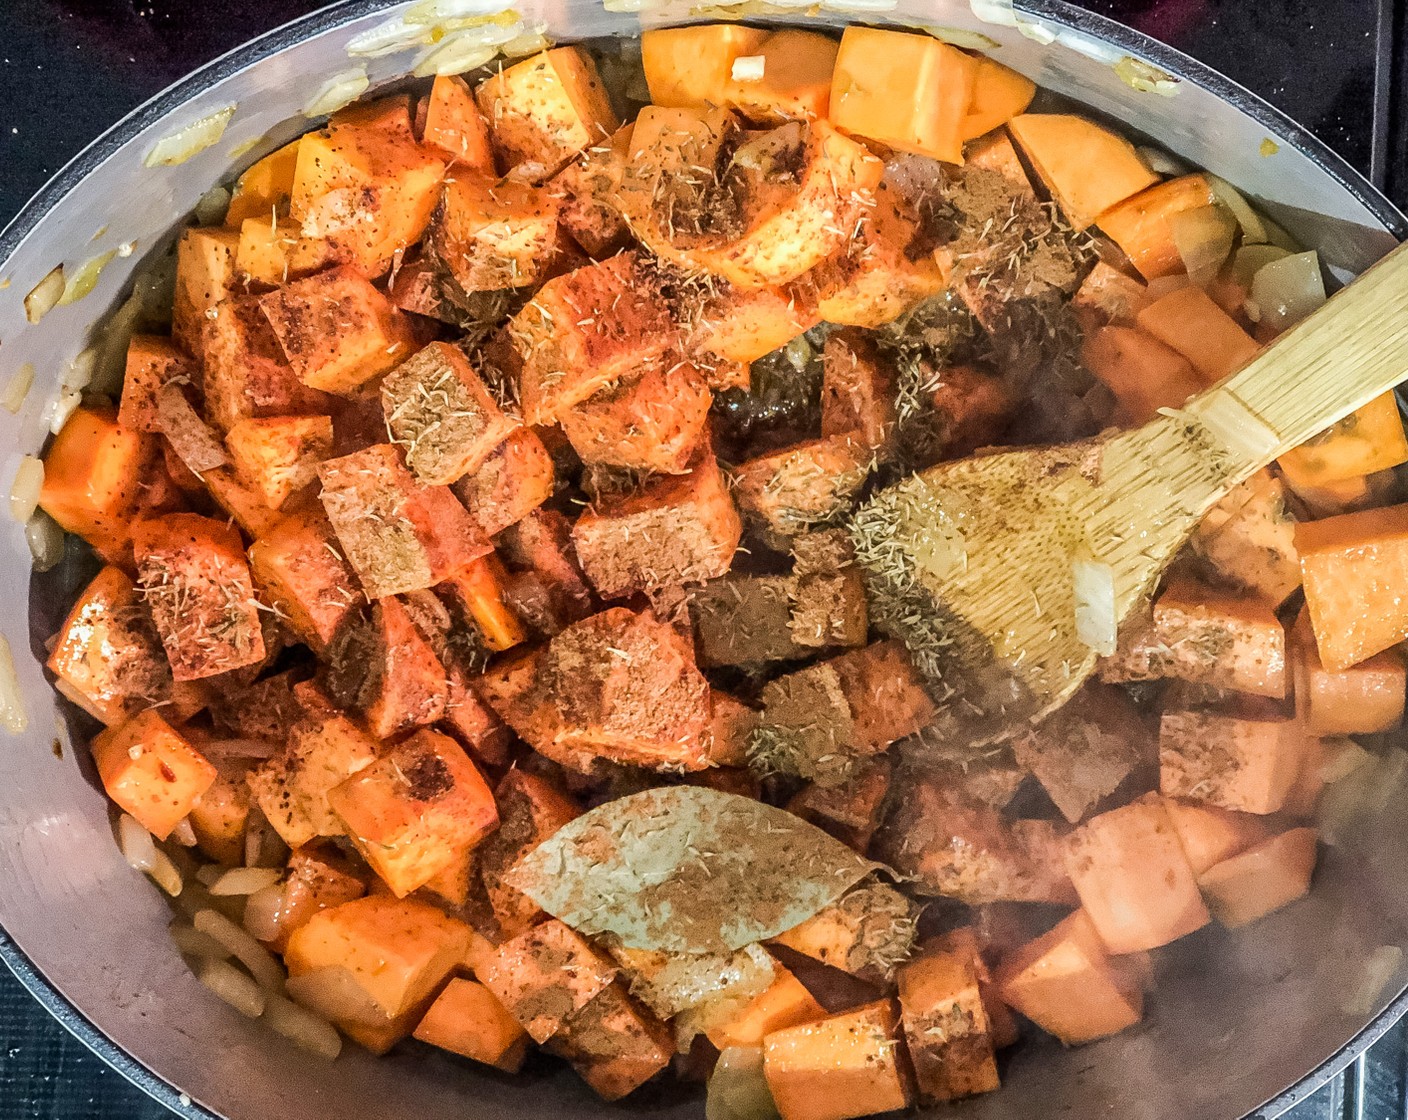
268;843;369;953
39;405;153;562
549;125;633;259
325;596;448;740
119;335;194;433
224;414;334;509
248;508;364;653
317;443;490;598
452;426;556;537
1159;709;1304;815
429;174;561;293
897;946;1000;1102
90;709;217;839
438;554;529;653
200;296;332;433
572;445;742;598
328;729;498;898
132;513;266;682
762;1000;914;1120
420;75;496;172
545;985;674;1101
172;226;240;356
508;250;677;424
381;341;517;486
258;265;418;394
414;978;530;1072
476;769;583;938
559;359;713;475
478;919;620;1043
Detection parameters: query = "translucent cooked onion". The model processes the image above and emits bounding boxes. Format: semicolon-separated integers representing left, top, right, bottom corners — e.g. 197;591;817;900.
1114;56;1179;96
24;266;65;324
144;106;236;168
194;908;287;993
1170;204;1238;288
412;28;512;77
148;849;185;897
242;883;288;943
169;923;232;963
62;348;97;394
170;817;198;848
46;389;82;436
59;251;117;306
0;636;27;735
194;186;232;227
499;27;551;58
286;967;389;1029
208;866;282;897
347;16;430;57
406;0;517;23
9;457;44;524
305;69;371;118
197;958;267;1019
707;1047;780;1120
26;511;64;573
1230;244;1291;292
1207;174;1269;244
264;994;343;1059
1072;553;1117;657
1136;145;1189;177
117;813;157;873
2;363;34;414
1250;250;1326;334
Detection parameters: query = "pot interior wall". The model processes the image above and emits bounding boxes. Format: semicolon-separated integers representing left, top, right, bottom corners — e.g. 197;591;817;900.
0;3;1404;1119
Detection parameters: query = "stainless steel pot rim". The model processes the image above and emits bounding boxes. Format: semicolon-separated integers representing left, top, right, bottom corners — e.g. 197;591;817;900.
0;2;1403;1118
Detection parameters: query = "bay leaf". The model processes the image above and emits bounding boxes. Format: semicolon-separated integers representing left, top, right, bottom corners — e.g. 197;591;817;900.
503;786;881;954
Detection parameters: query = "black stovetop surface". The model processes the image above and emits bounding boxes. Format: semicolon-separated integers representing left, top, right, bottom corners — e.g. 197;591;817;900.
0;2;1405;1118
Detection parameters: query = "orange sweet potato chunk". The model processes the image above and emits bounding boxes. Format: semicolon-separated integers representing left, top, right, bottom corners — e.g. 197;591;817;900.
1296;630;1405;736
247;509;362;652
119;335;194;434
1081;324;1204;424
224;138;301;228
328;729;498;898
1096;174;1218;280
452;426;556;537
476;769;582;938
830;28;975;165
172;227;240;356
729;436;874;536
1278;391;1408;489
688;280;821;366
1063;794;1209;953
1198;827;1318;928
642;24;768;109
270;844;369;952
39;405;153;561
1159;709;1305;815
763;1000;913;1120
90;709;217;839
707;967;826;1050
560;359;712;474
414;978;529;1072
822;330;898;453
544;985;674;1101
1008;113;1158;229
724;29;838;122
1070;261;1148;333
225;414;334;509
1136;284;1259;382
959;58;1036;142
1296;502;1408;670
421;75;496;172
1162;796;1271;876
478;919;619;1043
898;947;1000;1102
429;174;561;292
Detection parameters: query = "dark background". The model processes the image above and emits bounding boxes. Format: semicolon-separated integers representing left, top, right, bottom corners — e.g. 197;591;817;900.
0;1;1405;1117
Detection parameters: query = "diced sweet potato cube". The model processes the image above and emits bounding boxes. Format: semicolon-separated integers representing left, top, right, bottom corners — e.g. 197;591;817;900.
790;568;868;651
225;414;333;509
201;466;282;538
771;882;916;985
707;965;825;1051
120;335;194;433
497;508;596;634
1081;324;1204;424
763;1000;913;1120
39;405;153;561
923;364;1019;458
272;843;369;952
688;280;822;365
572;446;741;597
549;126;632;258
476;47;618;174
1062;794;1210;953
318;443;489;598
327;597;448;740
381;341;516;486
1191;468;1301;605
995;909;1143;1045
729;436;873;536
786;757;891;851
187;758;253;866
689;574;801;667
225;139;301;228
247;508;361;651
1136;284;1259;382
132;514;266;681
724;29;838;122
200;296;332;433
478;919;619;1043
1096;174;1219;280
285;895;470;1048
642;25;768;109
452;426;555;537
1100;575;1287;698
544;984;673;1100
46;566;172;726
963;128;1034;195
478;607;712;772
438;555;528;653
1162;797;1271;876
289;124;446;277
830;28;974;165
816;191;949;329
509;250;677;424
1297;502;1408;670
823;334;898;462
1296;620;1405;735
172;227;240;355
1159;709;1304;815
703;691;761;769
960;58;1036;141
429;175;560;292
258;265;417;393
475;769;581;938
1008;113;1158;229
1198;827;1318;928
421;76;496;171
235;215;304;286
1070;261;1148;333
248;688;379;847
1279;391;1408;488
758;641;934;784
1011;682;1151;824
898;947;1000;1102
560;359;712;475
90;710;217;839
414;978;529;1072
328;729;497;898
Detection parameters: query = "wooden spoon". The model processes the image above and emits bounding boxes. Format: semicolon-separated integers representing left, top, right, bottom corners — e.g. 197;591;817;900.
851;241;1408;745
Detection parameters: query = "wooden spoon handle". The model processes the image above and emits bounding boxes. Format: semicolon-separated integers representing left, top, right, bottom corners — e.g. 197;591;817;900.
1183;238;1408;478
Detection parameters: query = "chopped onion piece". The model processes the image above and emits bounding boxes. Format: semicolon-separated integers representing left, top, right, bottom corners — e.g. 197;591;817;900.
1250;250;1326;334
707;1046;780;1120
2;364;34;414
412;27;513;77
1207;174;1268;244
196;863;225;888
25;266;65;324
63;348;97;395
1260;215;1302;253
59;251;117;306
286;967;389;1029
969;0;1018;26
144;106;236;168
1170;204;1237;288
1230;244;1291;291
0;635;26;735
209;866;283;897
118;813;157;873
499;27;551;58
195;909;287;993
1114;56;1179;96
170;923;232;963
1343;945;1404;1018
263;994;343;1059
1072;553;1117;657
242;883;288;944
26;511;64;572
47;389;82;436
1135;146;1189;177
197;958;267;1019
731;56;766;82
147;848;185;897
346;16;430;57
9;457;43;524
170;817;198;848
194;185;231;227
305;68;371;118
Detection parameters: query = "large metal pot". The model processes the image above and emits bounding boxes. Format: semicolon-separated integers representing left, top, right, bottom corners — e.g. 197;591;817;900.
1;2;1404;1118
